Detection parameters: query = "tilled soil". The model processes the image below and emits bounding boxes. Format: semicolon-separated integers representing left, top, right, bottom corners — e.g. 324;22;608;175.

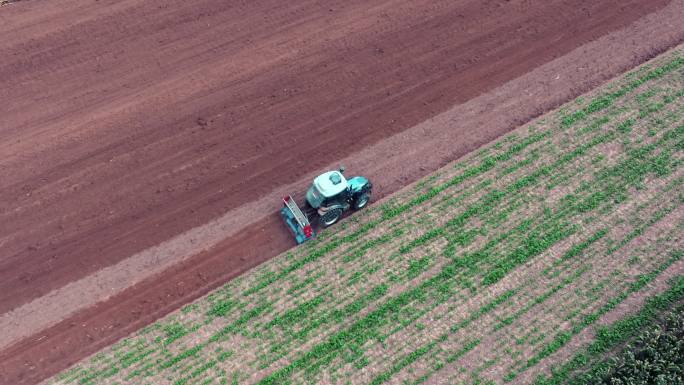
0;0;681;384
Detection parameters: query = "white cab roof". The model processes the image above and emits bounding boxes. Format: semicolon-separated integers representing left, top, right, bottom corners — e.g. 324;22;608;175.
314;171;348;197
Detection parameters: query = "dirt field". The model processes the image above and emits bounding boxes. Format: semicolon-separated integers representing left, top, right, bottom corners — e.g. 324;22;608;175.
1;0;683;384
40;45;684;385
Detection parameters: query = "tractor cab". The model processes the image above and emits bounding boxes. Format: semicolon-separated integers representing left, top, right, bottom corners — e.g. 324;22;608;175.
305;170;349;209
280;167;372;244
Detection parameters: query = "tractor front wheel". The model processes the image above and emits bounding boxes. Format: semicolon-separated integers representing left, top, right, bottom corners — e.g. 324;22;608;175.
321;208;343;227
353;193;370;210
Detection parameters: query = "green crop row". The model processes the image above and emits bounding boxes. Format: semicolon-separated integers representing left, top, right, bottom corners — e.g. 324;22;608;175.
495;266;590;331
509;250;683;381
534;273;684;385
368;290;517;385
543;229;607;278
560;56;684;127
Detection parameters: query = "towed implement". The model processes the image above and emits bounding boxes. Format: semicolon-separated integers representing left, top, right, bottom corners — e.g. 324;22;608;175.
280;167;372;244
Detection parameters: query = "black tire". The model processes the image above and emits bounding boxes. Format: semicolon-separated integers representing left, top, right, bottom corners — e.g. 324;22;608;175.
321;208;343;227
353;192;370;210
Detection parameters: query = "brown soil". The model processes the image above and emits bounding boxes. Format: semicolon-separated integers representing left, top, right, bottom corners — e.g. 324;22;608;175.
0;0;682;384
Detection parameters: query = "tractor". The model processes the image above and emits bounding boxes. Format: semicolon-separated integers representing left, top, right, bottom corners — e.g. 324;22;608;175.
280;166;372;244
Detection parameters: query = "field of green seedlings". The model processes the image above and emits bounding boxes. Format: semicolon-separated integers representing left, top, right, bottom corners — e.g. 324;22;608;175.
535;276;684;385
49;46;684;385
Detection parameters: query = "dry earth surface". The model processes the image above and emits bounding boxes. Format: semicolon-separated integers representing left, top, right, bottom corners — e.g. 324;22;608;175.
1;0;684;384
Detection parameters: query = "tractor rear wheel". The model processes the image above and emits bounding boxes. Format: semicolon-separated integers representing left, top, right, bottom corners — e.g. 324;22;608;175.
321;208;343;227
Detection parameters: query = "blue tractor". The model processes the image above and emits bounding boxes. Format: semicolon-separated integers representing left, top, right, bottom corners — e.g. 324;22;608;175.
280;167;372;244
